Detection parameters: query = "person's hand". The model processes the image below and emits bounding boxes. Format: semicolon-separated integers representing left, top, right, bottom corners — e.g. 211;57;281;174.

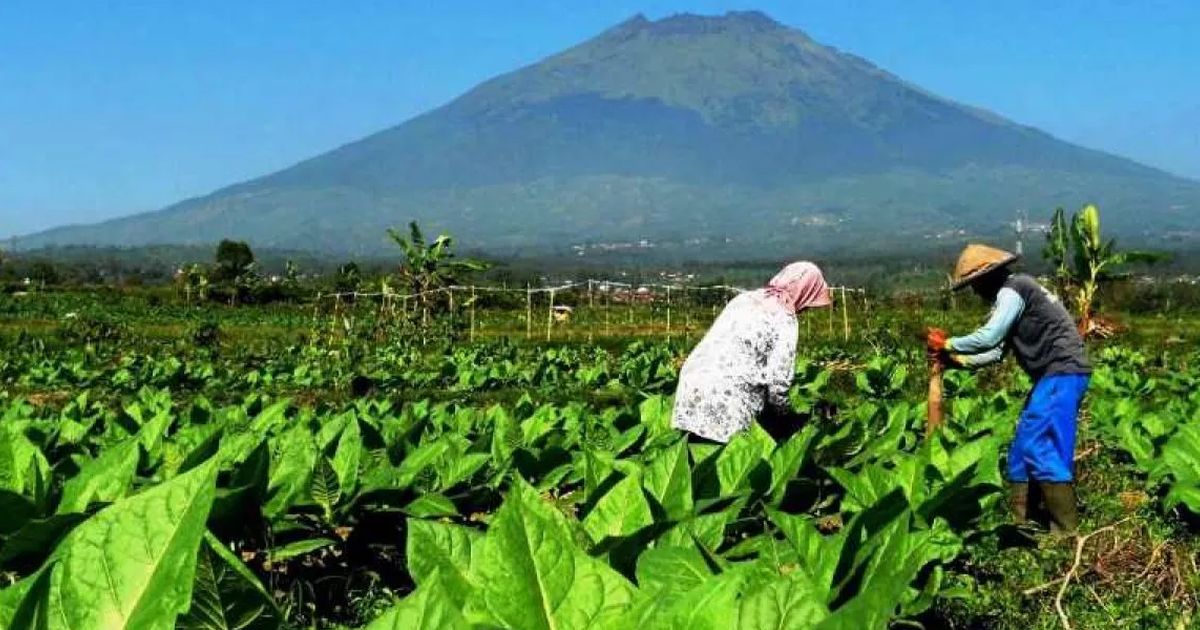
943;353;966;369
926;327;949;353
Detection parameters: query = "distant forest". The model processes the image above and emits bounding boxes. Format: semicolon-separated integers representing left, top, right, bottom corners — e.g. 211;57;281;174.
4;239;1199;294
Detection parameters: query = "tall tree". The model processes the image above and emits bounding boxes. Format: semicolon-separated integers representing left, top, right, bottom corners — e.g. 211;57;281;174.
213;240;255;282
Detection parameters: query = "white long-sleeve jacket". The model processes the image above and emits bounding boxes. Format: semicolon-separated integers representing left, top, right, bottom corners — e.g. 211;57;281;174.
671;290;797;443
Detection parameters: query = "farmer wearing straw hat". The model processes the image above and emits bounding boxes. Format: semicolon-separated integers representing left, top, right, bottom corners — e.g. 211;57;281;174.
672;262;832;443
928;244;1091;534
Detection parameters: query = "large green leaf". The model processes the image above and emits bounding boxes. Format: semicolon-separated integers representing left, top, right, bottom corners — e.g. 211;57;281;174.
0;424;51;497
365;569;467;630
468;478;635;629
581;448;617;503
716;426;775;496
737;571;830;629
767;425;819;504
135;408;175;465
39;458;219;630
56;440;140;515
217;401;290;468
407;519;480;603
815;515;934;630
634;545;713;594
402;493;459;519
827;464;898;514
638;396;674;441
395;438;452;488
767;509;846;600
583;470;654;544
659;499;746;551
643;439;693;521
330;416;363;496
263;425;316;517
642;569;744;630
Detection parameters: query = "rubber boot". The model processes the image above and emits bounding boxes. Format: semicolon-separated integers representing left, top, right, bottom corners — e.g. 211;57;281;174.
1040;482;1079;534
1007;482;1030;524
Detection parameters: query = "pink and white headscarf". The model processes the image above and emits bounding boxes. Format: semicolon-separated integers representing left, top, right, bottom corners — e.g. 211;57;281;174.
763;261;832;314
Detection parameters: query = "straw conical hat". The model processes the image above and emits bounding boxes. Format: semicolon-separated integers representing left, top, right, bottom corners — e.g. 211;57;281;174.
951;244;1019;290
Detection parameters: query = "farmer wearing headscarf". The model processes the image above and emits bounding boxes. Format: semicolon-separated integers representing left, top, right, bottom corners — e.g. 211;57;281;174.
928;244;1091;533
672;262;832;443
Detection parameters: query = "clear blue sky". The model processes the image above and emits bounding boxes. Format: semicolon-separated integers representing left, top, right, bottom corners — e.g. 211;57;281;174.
2;0;1198;238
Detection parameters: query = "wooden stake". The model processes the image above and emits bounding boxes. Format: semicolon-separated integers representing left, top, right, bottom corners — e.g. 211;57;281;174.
684;287;691;342
604;289;610;337
926;356;945;438
469;286;476;341
841;286;850;341
827;290;834;337
526;284;532;339
546;289;555;341
666;286;672;337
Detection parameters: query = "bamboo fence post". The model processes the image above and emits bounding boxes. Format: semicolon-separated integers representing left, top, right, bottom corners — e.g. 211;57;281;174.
334;294;343;338
604;288;611;337
827;290;834;337
469;286;476;342
684;287;691;343
546;289;555;341
841;286;850;342
526;284;532;339
666;286;672;337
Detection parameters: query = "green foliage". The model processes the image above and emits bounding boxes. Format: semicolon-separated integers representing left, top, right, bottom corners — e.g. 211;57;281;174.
213;240;255;283
1;303;1199;628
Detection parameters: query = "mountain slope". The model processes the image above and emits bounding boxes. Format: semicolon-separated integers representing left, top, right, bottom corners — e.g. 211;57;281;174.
21;11;1200;256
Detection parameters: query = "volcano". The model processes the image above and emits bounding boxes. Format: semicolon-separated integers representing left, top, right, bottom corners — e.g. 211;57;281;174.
22;11;1199;257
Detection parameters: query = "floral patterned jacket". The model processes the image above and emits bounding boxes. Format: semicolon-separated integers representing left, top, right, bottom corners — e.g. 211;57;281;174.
671;290;797;443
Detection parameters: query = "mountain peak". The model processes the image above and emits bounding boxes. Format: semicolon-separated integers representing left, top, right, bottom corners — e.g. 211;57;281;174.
611;10;788;37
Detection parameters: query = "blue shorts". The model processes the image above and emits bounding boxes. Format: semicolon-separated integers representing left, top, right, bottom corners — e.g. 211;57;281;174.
1007;373;1090;483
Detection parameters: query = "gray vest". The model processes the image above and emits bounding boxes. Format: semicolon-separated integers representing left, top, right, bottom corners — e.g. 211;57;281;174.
1004;274;1091;380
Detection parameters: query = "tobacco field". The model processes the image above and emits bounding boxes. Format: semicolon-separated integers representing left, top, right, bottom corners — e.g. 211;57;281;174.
0;299;1197;629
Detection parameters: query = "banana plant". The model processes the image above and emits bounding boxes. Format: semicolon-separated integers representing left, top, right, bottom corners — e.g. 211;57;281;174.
1069;204;1167;335
1043;204;1165;336
387;222;489;314
1043;207;1072;299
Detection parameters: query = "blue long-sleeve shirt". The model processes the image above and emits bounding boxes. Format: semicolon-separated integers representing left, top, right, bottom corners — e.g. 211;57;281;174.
947;288;1025;368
